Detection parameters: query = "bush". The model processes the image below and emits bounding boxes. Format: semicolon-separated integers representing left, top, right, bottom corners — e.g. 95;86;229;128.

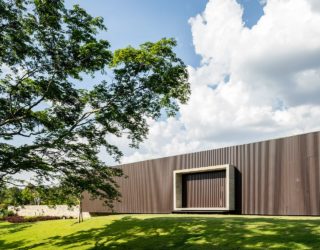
0;208;15;219
6;215;62;223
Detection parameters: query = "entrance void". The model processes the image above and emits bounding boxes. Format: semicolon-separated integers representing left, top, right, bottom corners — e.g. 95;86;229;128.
173;164;235;212
182;170;226;208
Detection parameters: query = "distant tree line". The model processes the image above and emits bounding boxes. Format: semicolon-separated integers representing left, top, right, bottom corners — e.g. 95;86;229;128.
0;183;78;209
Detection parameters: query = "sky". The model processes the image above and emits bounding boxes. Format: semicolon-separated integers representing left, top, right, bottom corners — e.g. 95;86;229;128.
66;0;264;67
65;0;320;165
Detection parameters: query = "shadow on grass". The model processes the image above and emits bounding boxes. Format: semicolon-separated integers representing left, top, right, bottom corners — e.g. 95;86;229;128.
49;216;320;249
0;222;31;234
0;223;32;249
0;239;27;250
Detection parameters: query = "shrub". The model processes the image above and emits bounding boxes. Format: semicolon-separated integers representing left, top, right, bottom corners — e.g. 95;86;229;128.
6;215;62;223
5;216;25;223
0;208;15;219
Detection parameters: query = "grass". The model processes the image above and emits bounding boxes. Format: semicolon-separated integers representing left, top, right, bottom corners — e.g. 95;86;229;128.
0;214;320;249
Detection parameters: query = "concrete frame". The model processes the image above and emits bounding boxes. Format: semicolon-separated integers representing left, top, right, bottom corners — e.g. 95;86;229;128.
173;164;235;211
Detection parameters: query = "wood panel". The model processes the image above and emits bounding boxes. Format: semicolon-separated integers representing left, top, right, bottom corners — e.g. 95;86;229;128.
182;170;226;208
82;131;320;215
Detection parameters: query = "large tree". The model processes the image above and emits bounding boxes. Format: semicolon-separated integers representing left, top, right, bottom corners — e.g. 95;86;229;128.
0;0;190;207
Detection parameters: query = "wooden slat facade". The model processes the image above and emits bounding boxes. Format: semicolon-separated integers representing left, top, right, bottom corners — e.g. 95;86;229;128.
182;170;226;208
82;131;320;215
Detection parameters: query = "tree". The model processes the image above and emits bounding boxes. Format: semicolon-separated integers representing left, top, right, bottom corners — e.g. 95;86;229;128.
1;186;24;207
35;184;78;206
0;0;190;209
0;183;78;208
20;183;40;205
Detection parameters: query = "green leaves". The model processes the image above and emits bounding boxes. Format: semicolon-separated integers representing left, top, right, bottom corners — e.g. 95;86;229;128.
0;0;190;208
111;38;190;118
0;183;80;207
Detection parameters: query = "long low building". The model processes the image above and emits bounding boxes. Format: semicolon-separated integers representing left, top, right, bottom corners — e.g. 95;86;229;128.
82;131;320;216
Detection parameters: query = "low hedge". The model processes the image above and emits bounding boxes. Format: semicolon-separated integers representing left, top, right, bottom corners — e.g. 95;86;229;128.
6;215;62;223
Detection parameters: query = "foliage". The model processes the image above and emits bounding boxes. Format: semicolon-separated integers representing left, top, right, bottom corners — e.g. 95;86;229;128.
0;183;78;208
0;186;25;207
1;215;320;249
0;207;14;219
0;0;190;207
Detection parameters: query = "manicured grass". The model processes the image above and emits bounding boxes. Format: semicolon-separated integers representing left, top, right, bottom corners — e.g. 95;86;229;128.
0;214;320;249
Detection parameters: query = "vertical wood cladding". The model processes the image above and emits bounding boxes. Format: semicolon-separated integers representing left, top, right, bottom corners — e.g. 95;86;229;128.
182;171;226;208
82;131;320;215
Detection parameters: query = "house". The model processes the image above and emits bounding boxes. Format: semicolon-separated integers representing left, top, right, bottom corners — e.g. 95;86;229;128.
82;131;320;216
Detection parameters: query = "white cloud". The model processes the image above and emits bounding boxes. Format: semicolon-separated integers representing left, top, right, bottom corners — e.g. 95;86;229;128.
116;0;320;164
307;0;320;12
114;118;201;164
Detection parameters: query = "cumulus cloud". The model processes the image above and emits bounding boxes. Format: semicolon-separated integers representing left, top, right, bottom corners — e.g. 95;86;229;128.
115;0;320;164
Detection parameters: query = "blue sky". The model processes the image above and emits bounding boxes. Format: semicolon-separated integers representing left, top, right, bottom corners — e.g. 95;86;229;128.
9;0;320;170
64;0;320;165
66;0;264;68
98;0;320;164
8;0;320;178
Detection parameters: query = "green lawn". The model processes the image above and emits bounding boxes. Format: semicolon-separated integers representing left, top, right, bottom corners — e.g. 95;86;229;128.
1;214;320;249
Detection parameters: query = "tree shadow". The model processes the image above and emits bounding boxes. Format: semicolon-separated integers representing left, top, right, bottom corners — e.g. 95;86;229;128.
47;216;320;249
0;222;32;249
0;239;28;250
0;222;31;234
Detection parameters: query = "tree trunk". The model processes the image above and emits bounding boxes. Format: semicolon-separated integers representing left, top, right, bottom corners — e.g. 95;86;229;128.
78;199;83;223
78;198;83;223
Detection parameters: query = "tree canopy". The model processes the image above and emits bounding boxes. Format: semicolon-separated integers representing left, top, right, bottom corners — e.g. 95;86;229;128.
0;0;190;207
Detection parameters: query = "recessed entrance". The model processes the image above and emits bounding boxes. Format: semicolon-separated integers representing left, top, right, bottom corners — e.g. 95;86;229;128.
182;170;226;208
173;164;235;211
